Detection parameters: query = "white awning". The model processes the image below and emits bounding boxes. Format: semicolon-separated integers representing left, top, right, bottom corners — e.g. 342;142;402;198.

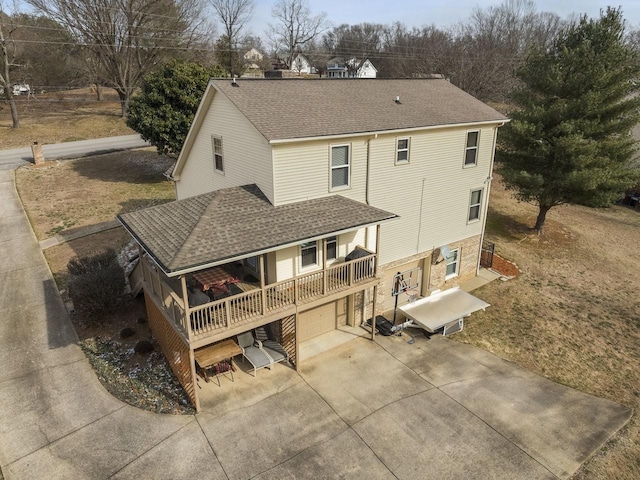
399;286;489;333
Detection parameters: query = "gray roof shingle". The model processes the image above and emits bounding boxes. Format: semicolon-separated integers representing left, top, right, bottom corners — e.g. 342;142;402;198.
118;185;397;275
211;78;508;141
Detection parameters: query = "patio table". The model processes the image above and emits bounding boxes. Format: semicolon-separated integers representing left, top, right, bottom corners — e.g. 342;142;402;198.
192;266;239;291
194;339;242;383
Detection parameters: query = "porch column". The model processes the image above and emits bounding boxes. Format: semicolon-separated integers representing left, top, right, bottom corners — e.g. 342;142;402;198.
294;312;300;370
259;255;267;315
180;275;192;341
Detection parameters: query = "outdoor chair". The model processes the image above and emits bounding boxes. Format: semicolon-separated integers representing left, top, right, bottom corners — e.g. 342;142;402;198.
236;331;273;376
254;326;290;366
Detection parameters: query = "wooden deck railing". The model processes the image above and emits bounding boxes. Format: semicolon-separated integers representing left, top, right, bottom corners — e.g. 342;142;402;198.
140;252;377;343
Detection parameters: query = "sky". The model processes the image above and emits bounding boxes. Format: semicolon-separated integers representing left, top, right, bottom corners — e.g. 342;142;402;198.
247;0;640;37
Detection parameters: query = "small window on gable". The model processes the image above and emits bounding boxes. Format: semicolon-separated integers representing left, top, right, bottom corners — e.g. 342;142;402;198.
396;138;410;164
464;131;479;167
301;241;318;269
326;236;337;261
445;248;460;279
468;188;483;222
212;135;224;173
331;145;350;190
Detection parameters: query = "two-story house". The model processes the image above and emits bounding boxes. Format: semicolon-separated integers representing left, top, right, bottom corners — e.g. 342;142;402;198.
327;57;377;78
118;78;507;411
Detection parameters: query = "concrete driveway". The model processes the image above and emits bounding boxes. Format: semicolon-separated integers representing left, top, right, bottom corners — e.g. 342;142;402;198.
0;162;631;479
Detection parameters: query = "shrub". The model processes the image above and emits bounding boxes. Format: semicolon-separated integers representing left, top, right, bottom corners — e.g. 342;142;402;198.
67;249;125;315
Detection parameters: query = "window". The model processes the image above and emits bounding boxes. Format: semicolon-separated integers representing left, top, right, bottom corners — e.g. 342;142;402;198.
326;236;337;261
464;131;479;166
396;138;410;164
331;145;350;189
301;241;318;268
246;256;258;271
445;249;460;279
468;189;483;222
212;135;224;173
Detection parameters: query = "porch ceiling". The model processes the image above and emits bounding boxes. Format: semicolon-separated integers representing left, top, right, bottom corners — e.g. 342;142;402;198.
118;184;397;276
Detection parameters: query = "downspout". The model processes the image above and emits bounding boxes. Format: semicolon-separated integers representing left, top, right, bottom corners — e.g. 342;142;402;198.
364;134;377;250
476;124;504;274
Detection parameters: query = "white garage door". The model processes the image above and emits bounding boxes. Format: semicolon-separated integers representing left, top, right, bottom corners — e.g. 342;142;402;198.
299;301;337;342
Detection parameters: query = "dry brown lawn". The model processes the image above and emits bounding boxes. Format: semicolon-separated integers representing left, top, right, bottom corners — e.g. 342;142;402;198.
456;176;640;479
0;88;135;149
15;149;175;240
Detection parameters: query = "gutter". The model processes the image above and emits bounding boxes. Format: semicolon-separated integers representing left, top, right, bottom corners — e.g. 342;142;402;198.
269;119;509;145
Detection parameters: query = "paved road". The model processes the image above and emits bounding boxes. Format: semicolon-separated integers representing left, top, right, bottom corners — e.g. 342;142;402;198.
0;134;149;170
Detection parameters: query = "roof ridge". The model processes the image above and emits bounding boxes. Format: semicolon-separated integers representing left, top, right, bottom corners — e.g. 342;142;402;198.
171;190;226;269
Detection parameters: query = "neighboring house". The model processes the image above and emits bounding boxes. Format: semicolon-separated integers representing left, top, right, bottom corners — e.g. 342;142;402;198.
243;48;264;77
118;78;508;411
290;53;316;75
327;58;377;78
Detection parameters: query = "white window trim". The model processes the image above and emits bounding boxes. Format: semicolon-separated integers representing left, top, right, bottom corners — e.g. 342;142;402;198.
300;241;319;270
468;188;483;223
330;144;351;191
396;137;410;165
325;236;338;263
445;248;460;280
212;135;224;175
463;130;480;168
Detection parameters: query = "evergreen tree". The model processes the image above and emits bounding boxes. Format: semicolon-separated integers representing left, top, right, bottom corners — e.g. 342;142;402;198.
497;7;640;232
127;61;225;157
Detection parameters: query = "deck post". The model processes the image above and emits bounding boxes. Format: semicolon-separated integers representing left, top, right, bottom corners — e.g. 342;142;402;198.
371;285;377;341
180;275;192;341
375;225;381;276
259;255;267;315
322;239;328;294
188;348;201;412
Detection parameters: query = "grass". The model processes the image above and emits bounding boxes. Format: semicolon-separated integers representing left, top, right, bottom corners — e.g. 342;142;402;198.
455;176;640;479
0;88;135;149
15;149;175;241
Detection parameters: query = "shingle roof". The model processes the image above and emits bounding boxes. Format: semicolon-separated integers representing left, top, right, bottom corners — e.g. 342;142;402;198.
211;78;508;141
118;185;397;275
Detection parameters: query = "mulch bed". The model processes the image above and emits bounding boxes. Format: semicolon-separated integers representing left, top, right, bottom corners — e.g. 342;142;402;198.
491;254;520;278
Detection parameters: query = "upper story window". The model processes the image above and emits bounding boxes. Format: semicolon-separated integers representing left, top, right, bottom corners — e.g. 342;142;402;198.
301;241;318;269
468;188;483;222
212;135;224;173
445;248;460;279
326;236;337;261
464;131;479;167
396;138;410;164
331;144;350;190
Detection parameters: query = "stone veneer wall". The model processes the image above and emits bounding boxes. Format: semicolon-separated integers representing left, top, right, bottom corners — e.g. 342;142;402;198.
375;234;482;318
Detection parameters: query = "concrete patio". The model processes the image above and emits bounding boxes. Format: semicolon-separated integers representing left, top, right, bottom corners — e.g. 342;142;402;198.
191;332;630;479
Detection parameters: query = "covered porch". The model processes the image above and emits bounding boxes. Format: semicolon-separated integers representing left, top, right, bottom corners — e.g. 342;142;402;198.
118;184;397;411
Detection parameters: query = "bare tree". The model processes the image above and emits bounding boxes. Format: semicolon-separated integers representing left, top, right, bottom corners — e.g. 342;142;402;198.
268;0;329;68
0;8;20;128
208;0;253;76
27;0;207;117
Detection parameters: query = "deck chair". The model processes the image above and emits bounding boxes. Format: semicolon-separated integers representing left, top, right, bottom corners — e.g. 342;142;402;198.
254;326;290;366
236;331;272;377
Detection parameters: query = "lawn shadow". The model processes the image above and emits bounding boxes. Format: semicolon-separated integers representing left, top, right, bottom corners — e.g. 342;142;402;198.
484;206;534;242
71;150;174;184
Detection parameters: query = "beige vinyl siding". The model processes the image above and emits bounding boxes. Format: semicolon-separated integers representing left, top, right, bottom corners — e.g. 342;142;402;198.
272;230;368;282
271;139;368;205
368;126;496;265
175;91;274;202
